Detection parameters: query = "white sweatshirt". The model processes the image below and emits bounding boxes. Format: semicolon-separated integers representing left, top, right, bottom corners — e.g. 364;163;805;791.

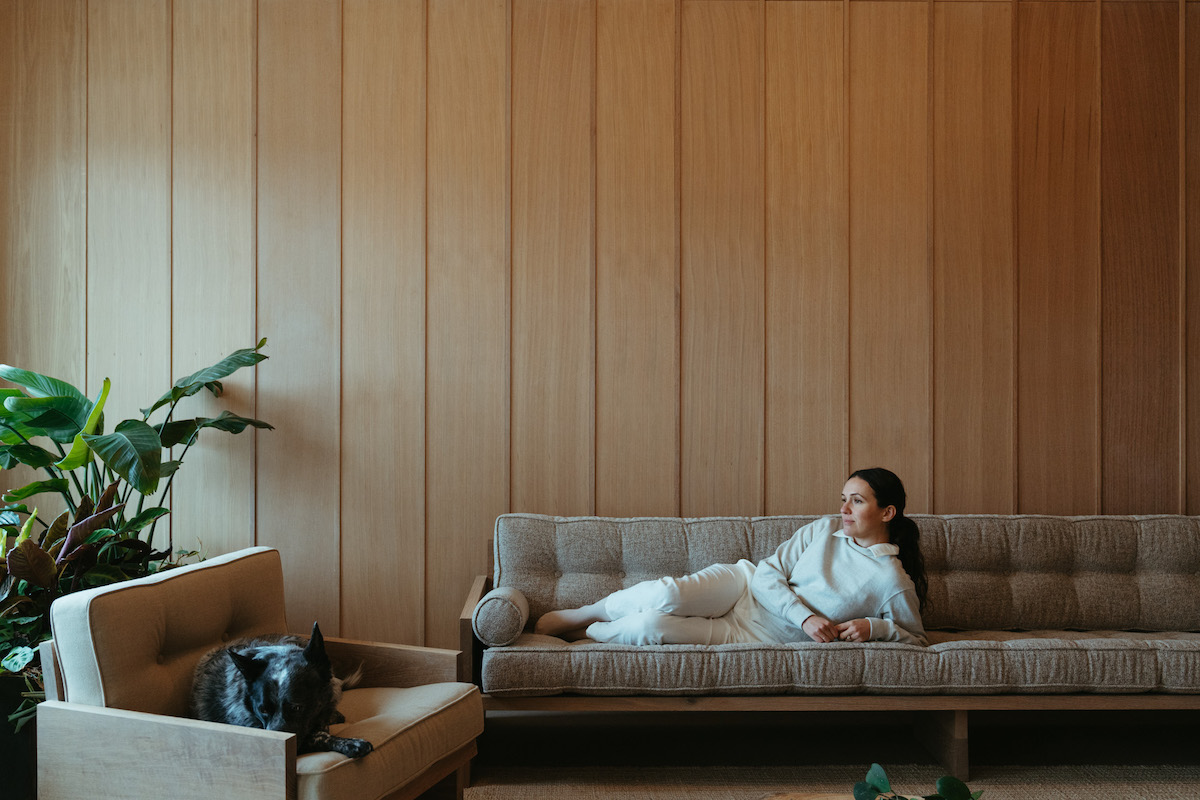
748;516;928;646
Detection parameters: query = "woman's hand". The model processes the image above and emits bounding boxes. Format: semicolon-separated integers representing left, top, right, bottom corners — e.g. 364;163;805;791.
802;615;839;643
835;618;871;643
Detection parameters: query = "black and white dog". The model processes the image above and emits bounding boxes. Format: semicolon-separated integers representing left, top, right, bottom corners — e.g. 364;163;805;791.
191;622;372;758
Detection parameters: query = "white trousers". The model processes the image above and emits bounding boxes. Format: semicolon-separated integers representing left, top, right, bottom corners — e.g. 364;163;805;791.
584;560;767;645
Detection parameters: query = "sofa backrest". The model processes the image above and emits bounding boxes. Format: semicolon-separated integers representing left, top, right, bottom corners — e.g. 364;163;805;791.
493;514;1200;633
48;546;288;718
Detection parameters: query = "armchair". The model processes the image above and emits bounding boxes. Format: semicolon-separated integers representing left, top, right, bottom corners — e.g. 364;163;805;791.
37;546;482;800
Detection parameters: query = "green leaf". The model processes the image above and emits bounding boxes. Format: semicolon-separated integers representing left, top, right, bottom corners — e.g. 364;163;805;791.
158;411;274;448
2;479;69;504
117;507;169;535
866;764;891;793
141;340;268;419
854;782;882;800
84;420;163;495
0;365;88;403
54;378;110;471
935;776;971;800
970;791;984;799
3;443;58;469
0;645;35;673
80;564;130;587
3;396;90;442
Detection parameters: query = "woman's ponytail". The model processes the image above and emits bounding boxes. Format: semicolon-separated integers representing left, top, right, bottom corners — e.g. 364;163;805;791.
848;467;929;612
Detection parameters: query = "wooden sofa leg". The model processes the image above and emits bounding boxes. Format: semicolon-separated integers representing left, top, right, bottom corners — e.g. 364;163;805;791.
914;710;969;781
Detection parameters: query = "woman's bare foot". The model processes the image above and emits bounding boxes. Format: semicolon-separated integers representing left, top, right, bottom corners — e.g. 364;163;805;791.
534;601;609;636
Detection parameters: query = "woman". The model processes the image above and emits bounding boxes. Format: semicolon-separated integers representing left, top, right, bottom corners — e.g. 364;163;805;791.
534;467;928;647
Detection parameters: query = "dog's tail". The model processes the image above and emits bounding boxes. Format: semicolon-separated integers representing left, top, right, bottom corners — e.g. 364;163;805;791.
340;663;366;690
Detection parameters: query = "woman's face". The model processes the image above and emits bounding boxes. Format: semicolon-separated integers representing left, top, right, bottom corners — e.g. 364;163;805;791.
840;477;895;546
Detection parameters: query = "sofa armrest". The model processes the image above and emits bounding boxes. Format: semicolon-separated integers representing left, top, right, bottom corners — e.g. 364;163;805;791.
459;575;491;683
37;700;295;800
323;637;460;688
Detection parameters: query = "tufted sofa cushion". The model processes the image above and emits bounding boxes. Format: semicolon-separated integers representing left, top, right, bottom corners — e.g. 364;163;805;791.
493;514;1200;633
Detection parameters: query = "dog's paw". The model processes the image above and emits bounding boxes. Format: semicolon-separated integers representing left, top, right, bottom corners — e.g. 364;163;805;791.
332;736;373;759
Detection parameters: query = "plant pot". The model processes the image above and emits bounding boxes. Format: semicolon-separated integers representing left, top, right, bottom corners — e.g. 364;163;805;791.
0;674;37;800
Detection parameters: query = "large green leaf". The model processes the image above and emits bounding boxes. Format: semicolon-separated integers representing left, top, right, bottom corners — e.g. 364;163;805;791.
2;444;57;469
4;396;90;442
2;479;69;503
141;340;268;419
54;378;110;471
84;420;163;495
0;366;88;403
158;411;274;448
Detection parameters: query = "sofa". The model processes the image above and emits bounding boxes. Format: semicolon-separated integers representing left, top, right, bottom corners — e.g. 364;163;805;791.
461;513;1200;779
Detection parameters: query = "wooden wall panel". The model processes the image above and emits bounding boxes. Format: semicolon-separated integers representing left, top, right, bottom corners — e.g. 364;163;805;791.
171;0;258;558
0;1;14;367
6;0;85;384
426;0;509;649
257;0;342;635
1016;1;1100;514
86;0;171;478
681;0;765;517
849;2;931;511
341;0;426;643
932;1;1014;513
596;0;680;517
765;1;847;514
1100;1;1180;514
1188;3;1200;513
511;0;596;516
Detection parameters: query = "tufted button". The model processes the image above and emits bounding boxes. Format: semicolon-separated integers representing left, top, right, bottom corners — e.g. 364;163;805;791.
618;571;626;578
554;571;563;578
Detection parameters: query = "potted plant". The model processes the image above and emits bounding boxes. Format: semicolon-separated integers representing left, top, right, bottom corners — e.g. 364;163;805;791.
854;763;982;800
0;340;272;797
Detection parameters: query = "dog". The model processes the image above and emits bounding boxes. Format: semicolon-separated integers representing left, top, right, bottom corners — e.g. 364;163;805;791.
190;622;373;758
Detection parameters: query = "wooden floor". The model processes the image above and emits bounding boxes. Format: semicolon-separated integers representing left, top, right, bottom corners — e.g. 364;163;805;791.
475;709;1200;770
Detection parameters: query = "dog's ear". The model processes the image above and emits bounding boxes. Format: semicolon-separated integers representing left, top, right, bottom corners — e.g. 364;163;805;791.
304;622;332;675
229;649;267;683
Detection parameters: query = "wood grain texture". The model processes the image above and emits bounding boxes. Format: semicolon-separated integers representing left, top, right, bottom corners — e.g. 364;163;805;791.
848;1;931;511
426;0;510;650
511;0;596;516
256;0;342;635
0;1;13;366
7;0;85;382
1016;1;1100;514
1188;3;1200;512
170;0;259;558
341;0;427;645
86;0;171;530
681;0;765;517
765;0;848;515
932;1;1015;513
1100;1;1180;514
596;0;680;517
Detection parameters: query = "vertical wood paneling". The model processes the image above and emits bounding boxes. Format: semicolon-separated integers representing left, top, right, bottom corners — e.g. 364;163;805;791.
681;0;765;517
172;0;258;558
1188;3;1200;513
0;1;14;365
427;0;509;650
7;0;85;382
596;0;680;517
765;0;847;514
933;1;1014;513
86;0;171;447
1017;1;1100;514
849;1;931;510
1101;1;1180;514
511;0;596;516
257;0;342;635
341;0;426;644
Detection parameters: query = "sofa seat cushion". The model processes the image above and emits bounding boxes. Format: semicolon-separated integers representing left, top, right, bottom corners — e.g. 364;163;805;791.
479;633;1200;697
296;683;483;800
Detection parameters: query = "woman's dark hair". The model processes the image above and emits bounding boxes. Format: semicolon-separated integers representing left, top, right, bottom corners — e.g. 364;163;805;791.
849;467;928;612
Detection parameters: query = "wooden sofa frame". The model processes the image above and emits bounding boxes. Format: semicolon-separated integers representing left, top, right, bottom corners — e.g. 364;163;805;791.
459;573;1200;781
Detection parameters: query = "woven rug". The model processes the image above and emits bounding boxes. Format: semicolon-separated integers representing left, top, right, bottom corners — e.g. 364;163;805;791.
465;764;1200;800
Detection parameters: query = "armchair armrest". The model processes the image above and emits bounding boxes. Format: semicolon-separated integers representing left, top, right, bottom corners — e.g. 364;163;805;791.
37;700;295;800
323;637;460;688
458;575;490;683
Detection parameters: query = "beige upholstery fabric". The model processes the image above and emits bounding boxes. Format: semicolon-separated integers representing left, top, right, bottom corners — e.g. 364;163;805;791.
480;513;1200;697
472;586;529;646
297;684;483;800
49;546;287;717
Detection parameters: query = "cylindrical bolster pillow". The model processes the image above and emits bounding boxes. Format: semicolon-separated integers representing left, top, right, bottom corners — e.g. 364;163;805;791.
472;586;530;647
